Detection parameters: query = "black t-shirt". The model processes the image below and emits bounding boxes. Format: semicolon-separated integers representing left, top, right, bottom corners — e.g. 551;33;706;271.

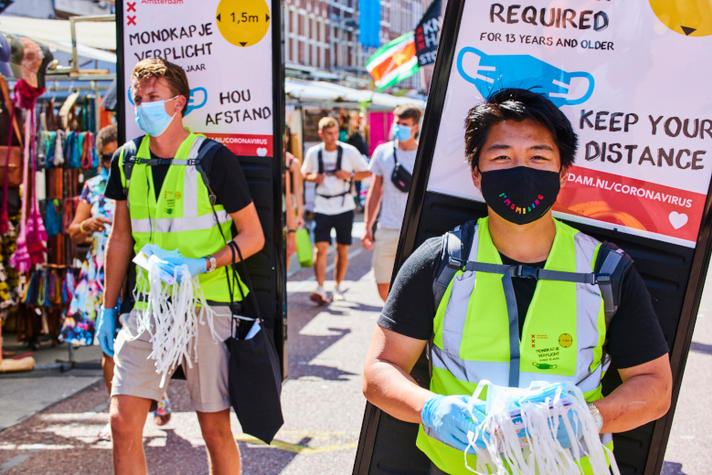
105;138;253;214
378;235;669;369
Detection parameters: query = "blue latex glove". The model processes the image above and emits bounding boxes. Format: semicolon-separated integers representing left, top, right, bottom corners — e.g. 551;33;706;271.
421;394;487;451
553;407;584;449
159;255;207;282
96;306;117;357
509;384;583;449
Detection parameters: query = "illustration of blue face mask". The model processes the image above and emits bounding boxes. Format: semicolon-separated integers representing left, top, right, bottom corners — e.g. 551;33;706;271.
185;87;207;115
392;124;412;142
128;86;207;117
456;47;595;107
135;96;177;137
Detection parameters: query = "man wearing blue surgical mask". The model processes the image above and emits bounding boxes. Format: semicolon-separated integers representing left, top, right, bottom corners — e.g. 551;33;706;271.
101;58;264;474
362;104;421;301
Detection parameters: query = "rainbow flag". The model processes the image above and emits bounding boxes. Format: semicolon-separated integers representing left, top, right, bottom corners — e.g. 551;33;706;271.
366;32;419;91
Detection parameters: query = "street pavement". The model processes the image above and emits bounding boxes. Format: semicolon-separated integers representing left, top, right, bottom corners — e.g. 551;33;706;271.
0;218;710;474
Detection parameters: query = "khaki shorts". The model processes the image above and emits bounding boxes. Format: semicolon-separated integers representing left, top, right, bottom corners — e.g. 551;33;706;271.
111;305;233;413
372;227;401;284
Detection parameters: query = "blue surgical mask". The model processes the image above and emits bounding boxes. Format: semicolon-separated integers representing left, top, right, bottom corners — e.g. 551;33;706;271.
135;96;177;137
392;124;412;142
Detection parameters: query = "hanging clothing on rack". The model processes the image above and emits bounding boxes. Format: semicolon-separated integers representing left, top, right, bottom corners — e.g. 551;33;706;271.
53;129;64;167
10;78;47;274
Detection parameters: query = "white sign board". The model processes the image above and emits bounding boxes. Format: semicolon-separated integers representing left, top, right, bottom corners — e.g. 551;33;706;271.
428;1;712;247
120;0;274;157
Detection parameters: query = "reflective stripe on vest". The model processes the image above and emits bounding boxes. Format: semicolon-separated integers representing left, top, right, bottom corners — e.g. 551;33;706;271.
417;217;612;474
118;133;246;304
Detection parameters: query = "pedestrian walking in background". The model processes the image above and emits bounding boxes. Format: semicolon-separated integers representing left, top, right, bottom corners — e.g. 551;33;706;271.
347;121;370;212
63;124;173;442
362;105;421;301
284;137;305;271
302;117;370;304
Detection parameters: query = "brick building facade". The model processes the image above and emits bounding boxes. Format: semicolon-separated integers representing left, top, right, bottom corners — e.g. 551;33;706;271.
283;0;428;90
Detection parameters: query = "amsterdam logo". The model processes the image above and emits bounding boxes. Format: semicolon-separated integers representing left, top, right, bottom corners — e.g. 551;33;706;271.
498;192;544;216
559;333;573;348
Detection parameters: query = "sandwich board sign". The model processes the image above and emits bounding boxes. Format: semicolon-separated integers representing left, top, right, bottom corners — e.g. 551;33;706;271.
355;1;712;473
115;0;286;373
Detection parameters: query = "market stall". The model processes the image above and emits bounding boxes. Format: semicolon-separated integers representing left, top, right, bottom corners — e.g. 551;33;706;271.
0;21;115;370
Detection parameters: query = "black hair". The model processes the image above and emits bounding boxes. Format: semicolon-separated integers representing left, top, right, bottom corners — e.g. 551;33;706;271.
464;88;577;170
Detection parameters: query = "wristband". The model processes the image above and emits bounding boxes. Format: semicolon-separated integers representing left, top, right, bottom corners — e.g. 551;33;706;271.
206;255;217;273
588;402;603;431
79;221;89;233
287;229;296;233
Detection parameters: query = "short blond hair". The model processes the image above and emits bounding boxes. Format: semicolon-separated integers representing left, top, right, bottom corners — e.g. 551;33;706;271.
131;58;190;114
318;116;339;132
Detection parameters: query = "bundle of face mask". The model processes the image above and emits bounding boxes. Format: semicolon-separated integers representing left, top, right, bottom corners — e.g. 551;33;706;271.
126;244;219;388
464;381;619;475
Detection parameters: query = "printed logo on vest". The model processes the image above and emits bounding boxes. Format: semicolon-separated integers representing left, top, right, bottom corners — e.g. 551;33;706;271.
164;191;182;215
532;362;558;370
558;333;573;348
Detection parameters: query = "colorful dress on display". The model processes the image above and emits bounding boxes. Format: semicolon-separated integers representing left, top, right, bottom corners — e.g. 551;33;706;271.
61;168;114;346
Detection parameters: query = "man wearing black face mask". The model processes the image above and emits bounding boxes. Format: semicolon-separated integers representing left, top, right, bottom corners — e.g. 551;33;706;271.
362;89;672;474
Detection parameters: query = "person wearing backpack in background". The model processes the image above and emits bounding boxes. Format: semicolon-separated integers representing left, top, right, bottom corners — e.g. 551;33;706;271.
362;88;672;474
362;104;422;302
301;117;369;304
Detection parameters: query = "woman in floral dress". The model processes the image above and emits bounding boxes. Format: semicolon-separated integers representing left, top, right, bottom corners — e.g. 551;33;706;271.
63;124;170;440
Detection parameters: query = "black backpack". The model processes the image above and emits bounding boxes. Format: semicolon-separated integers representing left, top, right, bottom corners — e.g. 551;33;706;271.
316;145;351;205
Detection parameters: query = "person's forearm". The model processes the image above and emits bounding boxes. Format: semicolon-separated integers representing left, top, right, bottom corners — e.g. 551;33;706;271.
363;359;434;424
103;232;133;309
353;170;371;181
294;177;304;216
212;228;265;267
67;221;90;242
594;372;671;433
285;207;296;229
68;202;92;242
304;173;319;183
364;185;381;229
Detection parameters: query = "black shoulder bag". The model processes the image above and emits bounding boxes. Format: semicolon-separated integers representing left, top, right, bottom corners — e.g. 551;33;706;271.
223;241;284;445
197;138;284;444
391;145;412;192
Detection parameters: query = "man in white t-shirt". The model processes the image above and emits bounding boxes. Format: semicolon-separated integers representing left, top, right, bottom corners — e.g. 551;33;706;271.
362;104;421;301
302;117;370;304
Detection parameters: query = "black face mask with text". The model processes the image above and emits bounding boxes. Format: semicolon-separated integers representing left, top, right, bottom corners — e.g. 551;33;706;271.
480;166;561;225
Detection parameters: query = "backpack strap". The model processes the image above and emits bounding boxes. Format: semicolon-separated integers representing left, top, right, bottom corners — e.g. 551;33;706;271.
120;136;144;195
461;242;631;323
192;138;222;206
595;243;631;326
432;220;476;311
317;144;344;173
336;144;343;170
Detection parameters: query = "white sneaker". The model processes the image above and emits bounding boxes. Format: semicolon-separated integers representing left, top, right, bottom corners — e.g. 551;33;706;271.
98;421;112;441
333;286;345;301
309;286;330;305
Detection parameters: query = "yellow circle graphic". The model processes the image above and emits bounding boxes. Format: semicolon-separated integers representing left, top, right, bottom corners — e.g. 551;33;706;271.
558;333;573;348
649;0;712;37
216;0;271;47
